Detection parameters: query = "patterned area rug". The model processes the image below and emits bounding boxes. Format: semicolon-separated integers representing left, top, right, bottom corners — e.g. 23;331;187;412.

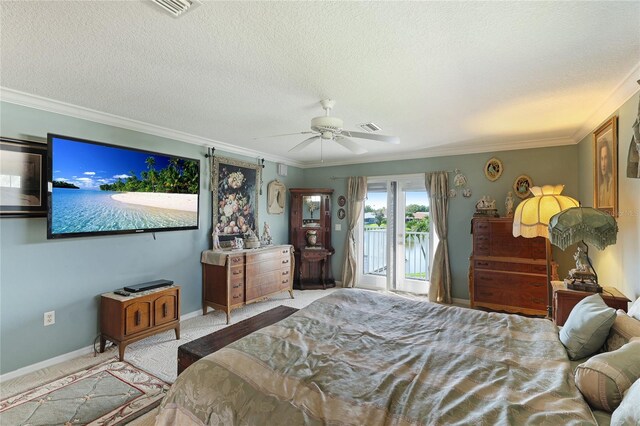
0;359;168;426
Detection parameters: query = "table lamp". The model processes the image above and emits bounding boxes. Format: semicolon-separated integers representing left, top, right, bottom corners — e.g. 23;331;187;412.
548;206;618;292
512;185;579;317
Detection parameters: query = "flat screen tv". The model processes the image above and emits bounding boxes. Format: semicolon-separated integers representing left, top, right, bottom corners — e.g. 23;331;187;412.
47;134;199;239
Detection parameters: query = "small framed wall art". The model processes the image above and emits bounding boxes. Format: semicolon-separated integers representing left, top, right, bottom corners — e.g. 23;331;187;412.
484;157;503;181
0;137;48;217
337;195;346;207
337;208;346;220
512;174;533;199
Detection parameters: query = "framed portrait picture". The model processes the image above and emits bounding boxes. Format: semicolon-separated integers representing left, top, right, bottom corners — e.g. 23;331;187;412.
0;137;48;217
593;117;618;216
212;156;261;239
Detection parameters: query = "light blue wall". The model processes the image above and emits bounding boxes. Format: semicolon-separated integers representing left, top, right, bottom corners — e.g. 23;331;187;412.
302;145;580;299
576;92;640;300
0;102;304;374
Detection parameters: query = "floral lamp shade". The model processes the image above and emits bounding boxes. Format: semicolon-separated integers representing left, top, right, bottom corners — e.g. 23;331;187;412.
548;207;618;251
512;185;579;239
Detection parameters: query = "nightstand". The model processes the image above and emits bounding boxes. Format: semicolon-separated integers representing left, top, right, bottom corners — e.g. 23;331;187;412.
552;281;630;326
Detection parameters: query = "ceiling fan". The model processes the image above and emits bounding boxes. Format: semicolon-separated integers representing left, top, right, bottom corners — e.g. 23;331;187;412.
260;99;399;155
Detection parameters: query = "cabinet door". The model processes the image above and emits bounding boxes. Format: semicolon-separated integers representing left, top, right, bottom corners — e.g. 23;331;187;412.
154;293;177;326
125;301;151;335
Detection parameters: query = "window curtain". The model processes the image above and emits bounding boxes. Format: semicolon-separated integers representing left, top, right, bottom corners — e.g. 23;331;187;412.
341;176;367;288
425;172;452;303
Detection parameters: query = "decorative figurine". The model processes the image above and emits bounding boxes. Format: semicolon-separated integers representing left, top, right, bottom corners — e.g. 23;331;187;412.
474;196;499;217
212;227;221;250
505;191;514;217
261;221;272;245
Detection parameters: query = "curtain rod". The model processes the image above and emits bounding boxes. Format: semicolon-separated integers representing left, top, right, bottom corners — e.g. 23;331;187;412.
330;170;457;180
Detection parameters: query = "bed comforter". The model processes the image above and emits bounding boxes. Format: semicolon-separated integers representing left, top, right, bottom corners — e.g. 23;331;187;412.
156;289;596;425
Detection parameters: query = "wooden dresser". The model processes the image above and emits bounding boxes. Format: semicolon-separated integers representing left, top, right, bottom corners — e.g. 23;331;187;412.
470;217;548;316
201;245;294;323
100;285;180;361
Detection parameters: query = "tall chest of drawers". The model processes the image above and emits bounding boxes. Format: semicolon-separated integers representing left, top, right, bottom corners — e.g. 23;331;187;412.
470;217;548;316
201;245;294;323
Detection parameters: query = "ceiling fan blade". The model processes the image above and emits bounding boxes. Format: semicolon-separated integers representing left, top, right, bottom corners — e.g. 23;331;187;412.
343;130;400;144
289;136;320;153
334;136;367;154
253;131;316;140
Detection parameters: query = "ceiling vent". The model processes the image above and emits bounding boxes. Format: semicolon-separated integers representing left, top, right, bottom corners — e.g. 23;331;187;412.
152;0;200;17
359;122;382;133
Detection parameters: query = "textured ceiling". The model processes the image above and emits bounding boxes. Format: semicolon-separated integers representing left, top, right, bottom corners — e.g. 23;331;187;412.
1;1;639;167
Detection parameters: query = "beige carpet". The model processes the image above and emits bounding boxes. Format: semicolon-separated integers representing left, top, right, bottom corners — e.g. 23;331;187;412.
1;288;337;425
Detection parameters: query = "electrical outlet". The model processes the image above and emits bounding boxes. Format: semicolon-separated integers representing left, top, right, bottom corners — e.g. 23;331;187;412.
335;224;341;231
44;311;55;326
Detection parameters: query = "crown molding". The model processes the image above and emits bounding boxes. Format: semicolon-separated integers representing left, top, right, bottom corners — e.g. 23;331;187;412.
301;136;576;168
0;87;305;168
572;60;640;144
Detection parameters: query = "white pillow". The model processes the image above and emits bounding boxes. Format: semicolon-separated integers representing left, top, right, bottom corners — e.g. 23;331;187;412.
628;297;640;320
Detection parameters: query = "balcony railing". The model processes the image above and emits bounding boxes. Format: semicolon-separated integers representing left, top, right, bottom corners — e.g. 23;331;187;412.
363;229;430;280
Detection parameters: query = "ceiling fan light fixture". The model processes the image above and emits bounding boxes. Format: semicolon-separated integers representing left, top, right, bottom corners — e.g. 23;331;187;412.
310;116;343;133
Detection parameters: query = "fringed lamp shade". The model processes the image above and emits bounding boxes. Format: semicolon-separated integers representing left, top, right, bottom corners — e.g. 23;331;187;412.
512;185;579;239
548;207;618;251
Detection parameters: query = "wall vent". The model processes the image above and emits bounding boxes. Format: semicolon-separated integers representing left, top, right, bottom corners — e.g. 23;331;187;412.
359;122;381;133
152;0;200;17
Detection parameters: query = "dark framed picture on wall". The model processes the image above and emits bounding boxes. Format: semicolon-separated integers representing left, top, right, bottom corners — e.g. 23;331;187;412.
593;117;618;217
212;156;261;238
0;137;48;217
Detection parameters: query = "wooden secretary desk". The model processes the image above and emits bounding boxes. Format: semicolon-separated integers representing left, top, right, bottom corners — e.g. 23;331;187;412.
289;188;335;290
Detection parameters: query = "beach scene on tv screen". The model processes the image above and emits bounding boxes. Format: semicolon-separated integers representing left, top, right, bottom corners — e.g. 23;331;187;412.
50;137;198;235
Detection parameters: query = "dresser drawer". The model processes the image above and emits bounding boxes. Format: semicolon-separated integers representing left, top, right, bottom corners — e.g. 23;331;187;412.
246;247;291;263
246;257;291;275
474;260;546;274
228;255;244;266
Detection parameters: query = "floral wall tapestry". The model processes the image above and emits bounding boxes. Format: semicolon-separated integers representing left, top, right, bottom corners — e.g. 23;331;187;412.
212;156;261;238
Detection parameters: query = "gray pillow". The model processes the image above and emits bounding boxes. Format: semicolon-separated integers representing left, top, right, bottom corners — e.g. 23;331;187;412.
611;377;640;425
575;341;640;412
559;294;616;360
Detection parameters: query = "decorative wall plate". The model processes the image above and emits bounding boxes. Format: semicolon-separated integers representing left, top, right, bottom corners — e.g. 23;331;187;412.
337;195;346;207
337;208;346;220
513;175;533;199
484;157;503;181
462;188;472;198
448;189;457;198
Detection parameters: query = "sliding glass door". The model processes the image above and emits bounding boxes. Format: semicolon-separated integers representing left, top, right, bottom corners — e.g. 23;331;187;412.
357;175;431;294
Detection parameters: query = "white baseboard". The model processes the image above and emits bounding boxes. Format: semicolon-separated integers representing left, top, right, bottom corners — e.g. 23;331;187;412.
452;297;471;307
0;308;202;383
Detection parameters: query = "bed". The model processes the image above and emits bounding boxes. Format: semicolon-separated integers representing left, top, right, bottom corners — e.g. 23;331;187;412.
156;289;639;425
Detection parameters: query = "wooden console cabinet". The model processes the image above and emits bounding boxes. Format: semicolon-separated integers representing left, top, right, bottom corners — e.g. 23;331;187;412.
289;188;335;289
552;281;630;326
201;245;294;323
469;217;548;316
100;285;180;361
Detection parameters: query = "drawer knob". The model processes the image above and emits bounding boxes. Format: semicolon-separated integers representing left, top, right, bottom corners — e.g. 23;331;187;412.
282;279;289;284
282;270;289;276
162;303;167;317
233;295;241;299
135;311;141;326
477;262;489;267
233;270;242;275
282;259;289;264
233;283;241;289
